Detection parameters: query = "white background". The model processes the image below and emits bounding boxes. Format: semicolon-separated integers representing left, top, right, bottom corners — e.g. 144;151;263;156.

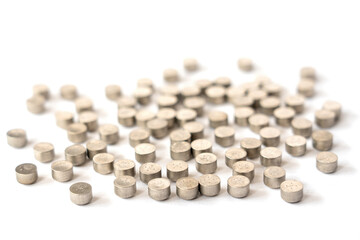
1;0;359;239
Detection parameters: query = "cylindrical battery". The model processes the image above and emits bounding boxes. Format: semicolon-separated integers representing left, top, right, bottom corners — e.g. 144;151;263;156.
176;108;197;127
208;110;228;128
316;151;338;173
240;138;262;159
163;68;179;82
117;107;137;127
51;160;73;182
291;117;312;138
227;175;250;198
166;160;189;182
15;163;38;185
146;118;168;139
135;109;155;128
7;128;27;148
322;100;341;121
248;89;267;108
148;178;171;201
55;111;74;129
259;127;281;147
315;109;336;128
176;177;199;200
33;84;50;99
214;126;235;147
117;96;137;109
274;107;296;127
232;96;254;108
214;77;231;88
263;82;282;97
312;130;333;151
263;166;286;189
297;79;315;97
183;97;205;116
260;97;281;115
170;129;191;144
234;107;254;126
285;95;305;114
65;144;87;166
232;161;255;182
134;87;152;105
260;147;282;167
300;67;316;79
238;58;253;71
114;176;136;199
86;139;107;160
26;95;45;114
129;128;150;147
196;79;213;94
75;97;93;113
105;84;122;101
191;139;213;157
139;162;162;183
225;148;247;168
183;121;205;141
280;180;303;203
33;142;55;163
182;85;201;99
67;123;87;143
114;159;136;177
60;84;78;100
199;174;221;197
205;86;226;104
285;135;307;157
93;153;114;175
195;153;217;174
137;78;154;90
249;113;270;133
135;143;156;163
170;141;192;161
157;108;176;128
70;182;93;205
99;124;119;145
157;95;177;109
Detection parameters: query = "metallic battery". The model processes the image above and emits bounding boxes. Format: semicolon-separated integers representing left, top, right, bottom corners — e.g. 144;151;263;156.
322;100;341;121
196;79;213;94
176;177;199;200
114;159;136;177
248;89;267;108
67;123;87;143
195;152;217;174
134;87;152;105
248;113;269;133
183;121;205;141
135;109;156;128
232;161;255;182
135;143;156;163
117;96;137;109
232;96;254;108
129;128;150;147
316;151;338;173
157;95;177;109
214;77;232;88
285;135;307;157
26;95;45;114
254;75;271;88
137;78;154;91
60;84;78;100
55;111;74;129
208;110;228;128
105;84;122;101
226;86;245;103
98;124;119;145
181;85;201;99
163;68;179;82
86;139;107;160
159;85;180;99
7;128;27;148
148;178;171;201
225;148;247;168
297;78;315;97
300;66;316;79
214;126;235;147
191;139;212;157
117;107;137;127
51;160;73;182
157;108;176;128
260;147;282;167
65;144;87;166
146;118;168;139
33;84;50;99
176;108;197;127
75;97;93;113
238;58;253;71
139;162;162;183
183;97;206;116
259;127;281;147
291;117;313;138
33;142;55;163
285;95;305;114
263;82;282;97
205;85;226;104
312;130;333;151
199;174;221;197
170;129;191;144
274;107;296;127
280;180;303;203
263;166;286;189
114;176;136;199
260;96;281;115
240;138;262;159
315;109;336;128
15;163;38;185
166;160;189;181
70;182;93;205
184;58;198;71
93;153;114;175
79;111;98;132
227;175;250;198
170;141;192;161
234;107;255;126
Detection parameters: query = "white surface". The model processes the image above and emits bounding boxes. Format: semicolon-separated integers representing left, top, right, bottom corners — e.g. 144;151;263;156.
1;1;359;239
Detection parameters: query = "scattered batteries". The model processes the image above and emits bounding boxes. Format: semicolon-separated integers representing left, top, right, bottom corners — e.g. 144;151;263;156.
260;147;282;167
263;166;286;189
129;128;150;147
7;128;27;148
225;148;247;168
15;163;38;185
240;138;262;159
135;143;156;163
139;162;162;183
70;182;93;205
232;161;255;182
280;180;303;203
199;174;221;197
291;117;312;138
33;142;55;163
285;135;307;157
51;160;73;182
259;127;281;147
114;159;136;177
176;177;199;200
227;175;250;198
170;141;192;161
148;178;171;201
93;153;114;175
166;160;189;181
86;139;107;160
98;124;119;145
312;130;333;151
114;176;136;199
65;144;87;166
191;139;212;157
195;152;217;174
316;151;338;173
214;126;235;147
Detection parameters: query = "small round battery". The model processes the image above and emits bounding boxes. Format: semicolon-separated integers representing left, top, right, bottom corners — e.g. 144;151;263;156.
148;178;171;201
291;117;313;138
137;78;154;90
274;107;296;127
166;160;189;182
117;107;137;127
159;85;180;99
260;147;282;167
232;96;254;108
33;84;50;99
208;110;228;128
114;159;136;177
263;166;286;189
79;111;98;132
263;82;282;97
86;139;107;160
51;160;73;182
195;152;217;174
114;176;136;199
316;151;338;173
312;130;333;151
157;108;176;128
237;58;253;71
322;100;341;121
135;143;156;163
248;113;269;133
205;85;226;104
248;89;267;108
181;85;201;99
315;109;336;128
232;161;255;182
93;153;114;175
157;95;177;109
163;68;179;82
300;66;316;79
225;148;247;168
139;162;162;183
98;124;119;145
259;127;281;147
254;75;271;88
196;79;213;94
184;58;198;71
33;142;55;163
7;128;27;148
176;177;199;200
285;95;305;114
191;139;212;157
297;79;315;97
241;82;259;93
234;107;255;126
67;123;87;143
26;95;45;114
75;97;93;113
260;97;281;115
135;109;156;128
285;135;307;157
129;128;150;147
60;84;77;100
280;180;303;203
65;144;87;166
117;96;137;109
240;138;262;159
55;111;74;129
227;175;250;198
170;129;191;144
226;86;245;103
146;118;168;139
134;87;152;105
15;163;38;185
183;121;204;141
105;84;122;101
183;97;206;116
170;141;192;161
176;108;197;127
214;76;232;88
199;174;221;197
70;182;93;205
214;126;235;147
